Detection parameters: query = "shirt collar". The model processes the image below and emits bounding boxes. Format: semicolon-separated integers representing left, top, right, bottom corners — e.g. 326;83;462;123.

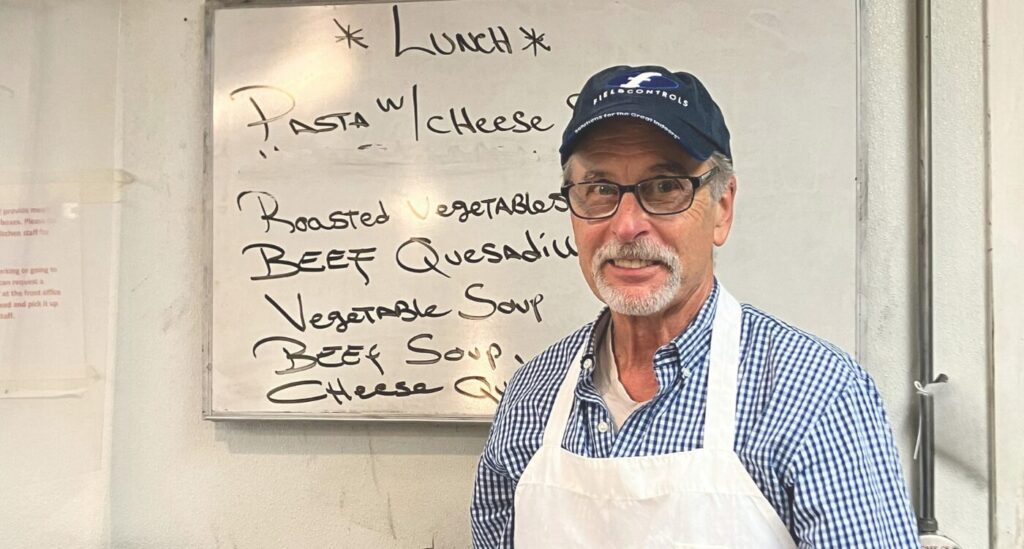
668;278;720;359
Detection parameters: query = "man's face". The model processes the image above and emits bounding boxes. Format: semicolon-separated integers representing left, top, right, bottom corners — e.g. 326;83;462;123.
565;119;734;317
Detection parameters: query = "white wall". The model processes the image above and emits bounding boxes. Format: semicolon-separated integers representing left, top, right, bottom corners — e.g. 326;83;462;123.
988;1;1024;546
1;0;1012;547
857;0;920;524
0;1;120;547
929;1;991;545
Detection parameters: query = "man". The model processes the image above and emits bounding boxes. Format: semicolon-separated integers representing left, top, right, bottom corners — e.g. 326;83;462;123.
470;65;919;548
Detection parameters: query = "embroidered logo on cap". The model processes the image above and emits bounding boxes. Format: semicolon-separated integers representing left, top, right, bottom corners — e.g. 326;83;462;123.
607;71;679;90
591;71;689;108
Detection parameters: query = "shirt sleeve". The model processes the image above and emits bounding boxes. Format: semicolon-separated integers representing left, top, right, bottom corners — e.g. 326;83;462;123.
470;449;516;548
785;375;920;548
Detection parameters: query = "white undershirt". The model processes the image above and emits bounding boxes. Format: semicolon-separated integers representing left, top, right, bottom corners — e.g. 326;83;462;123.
593;320;649;431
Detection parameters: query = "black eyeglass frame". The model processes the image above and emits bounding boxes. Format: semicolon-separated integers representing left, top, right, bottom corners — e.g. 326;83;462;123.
560;166;720;220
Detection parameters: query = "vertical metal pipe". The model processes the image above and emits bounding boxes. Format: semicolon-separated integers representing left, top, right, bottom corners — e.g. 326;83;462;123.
916;0;938;535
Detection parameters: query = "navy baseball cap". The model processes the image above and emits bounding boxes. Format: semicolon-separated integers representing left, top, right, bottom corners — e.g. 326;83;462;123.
559;65;731;166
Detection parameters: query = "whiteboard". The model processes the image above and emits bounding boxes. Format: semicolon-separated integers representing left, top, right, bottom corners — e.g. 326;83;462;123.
206;0;857;421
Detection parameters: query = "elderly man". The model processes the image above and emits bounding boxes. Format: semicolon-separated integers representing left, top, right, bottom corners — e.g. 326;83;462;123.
470;65;918;548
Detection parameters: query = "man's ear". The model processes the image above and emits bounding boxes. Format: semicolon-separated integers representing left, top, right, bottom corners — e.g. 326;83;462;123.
713;177;736;246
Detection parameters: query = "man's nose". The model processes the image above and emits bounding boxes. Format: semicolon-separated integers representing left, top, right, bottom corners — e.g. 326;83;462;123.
608;193;650;242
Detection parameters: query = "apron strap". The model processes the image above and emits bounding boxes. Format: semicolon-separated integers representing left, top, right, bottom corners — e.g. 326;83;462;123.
541;343;587;447
702;287;743;451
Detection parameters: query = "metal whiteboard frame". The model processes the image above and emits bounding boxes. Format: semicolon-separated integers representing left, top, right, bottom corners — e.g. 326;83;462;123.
201;0;867;422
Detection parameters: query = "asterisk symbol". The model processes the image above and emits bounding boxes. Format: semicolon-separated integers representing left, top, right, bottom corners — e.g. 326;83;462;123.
519;27;551;56
333;18;368;49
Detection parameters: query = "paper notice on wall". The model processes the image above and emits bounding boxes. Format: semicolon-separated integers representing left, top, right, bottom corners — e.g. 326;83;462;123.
0;184;87;386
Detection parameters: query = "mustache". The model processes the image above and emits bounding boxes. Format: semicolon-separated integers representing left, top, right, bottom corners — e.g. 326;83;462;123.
592;237;678;267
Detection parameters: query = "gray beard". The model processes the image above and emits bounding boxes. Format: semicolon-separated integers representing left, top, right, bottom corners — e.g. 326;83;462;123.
591;237;683;316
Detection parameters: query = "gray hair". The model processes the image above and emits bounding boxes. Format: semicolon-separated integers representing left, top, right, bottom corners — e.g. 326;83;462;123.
706;152;734;201
561;150;735;202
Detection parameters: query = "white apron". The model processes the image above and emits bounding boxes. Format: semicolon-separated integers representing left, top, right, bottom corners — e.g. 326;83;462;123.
513;289;797;548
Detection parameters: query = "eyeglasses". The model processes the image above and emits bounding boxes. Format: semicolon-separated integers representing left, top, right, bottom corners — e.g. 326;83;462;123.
560;167;719;220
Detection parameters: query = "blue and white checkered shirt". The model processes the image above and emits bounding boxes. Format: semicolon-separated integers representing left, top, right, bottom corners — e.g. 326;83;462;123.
471;282;919;548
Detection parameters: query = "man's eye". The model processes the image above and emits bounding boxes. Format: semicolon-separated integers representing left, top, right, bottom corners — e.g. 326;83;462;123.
595;184;617;196
653;179;680;193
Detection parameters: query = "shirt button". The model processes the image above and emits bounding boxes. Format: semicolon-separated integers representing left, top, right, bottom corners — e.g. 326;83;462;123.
581;357;594;370
597;421;609;433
